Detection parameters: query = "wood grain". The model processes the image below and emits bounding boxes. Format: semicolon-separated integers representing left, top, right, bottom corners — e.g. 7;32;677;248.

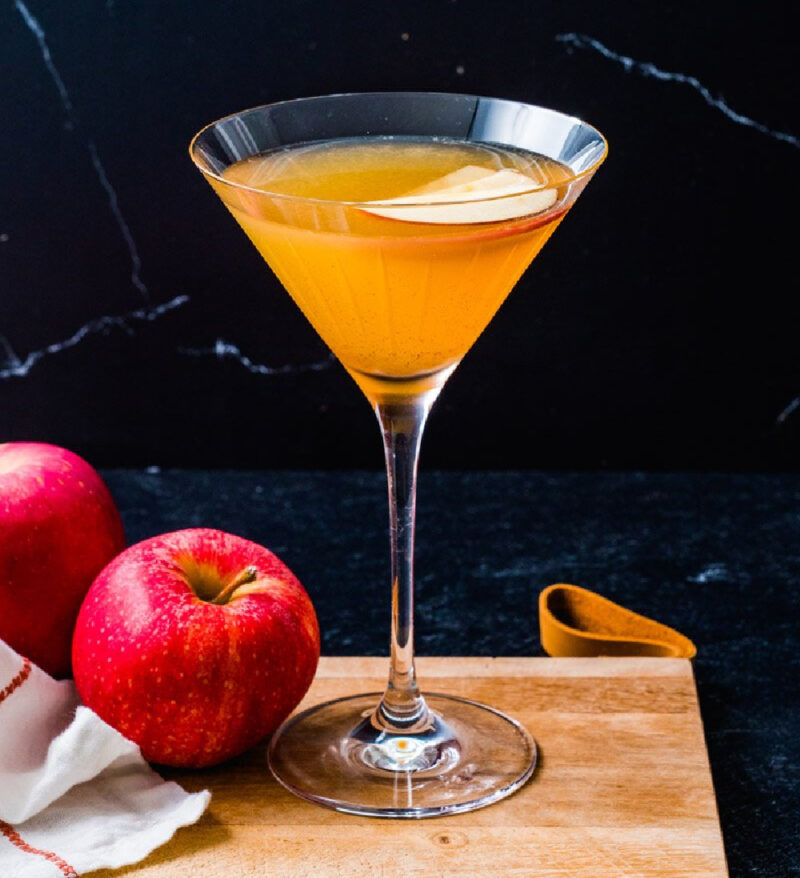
89;657;728;878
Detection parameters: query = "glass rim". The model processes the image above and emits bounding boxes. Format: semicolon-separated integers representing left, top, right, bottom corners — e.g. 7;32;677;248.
188;91;608;209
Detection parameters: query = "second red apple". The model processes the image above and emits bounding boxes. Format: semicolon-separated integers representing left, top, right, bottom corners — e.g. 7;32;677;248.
72;528;320;767
0;442;125;677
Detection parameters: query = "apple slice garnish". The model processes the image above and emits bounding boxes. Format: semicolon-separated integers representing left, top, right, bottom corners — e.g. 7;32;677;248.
361;165;558;225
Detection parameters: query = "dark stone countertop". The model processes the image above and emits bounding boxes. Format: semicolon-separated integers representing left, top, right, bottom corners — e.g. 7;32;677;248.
102;468;800;877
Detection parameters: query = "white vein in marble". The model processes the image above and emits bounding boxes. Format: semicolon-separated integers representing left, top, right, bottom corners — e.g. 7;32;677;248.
87;141;148;297
179;339;334;376
13;0;72;116
687;562;730;584
557;33;799;149
0;295;188;379
14;0;150;298
776;397;800;426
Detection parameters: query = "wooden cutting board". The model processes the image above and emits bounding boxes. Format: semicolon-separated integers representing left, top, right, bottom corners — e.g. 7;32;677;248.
91;656;728;878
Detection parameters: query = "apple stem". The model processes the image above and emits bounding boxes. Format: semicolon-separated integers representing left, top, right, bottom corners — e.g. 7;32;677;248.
212;565;259;605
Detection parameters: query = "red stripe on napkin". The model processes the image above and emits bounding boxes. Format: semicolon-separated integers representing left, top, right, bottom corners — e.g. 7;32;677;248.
0;656;31;706
0;658;77;875
0;820;78;877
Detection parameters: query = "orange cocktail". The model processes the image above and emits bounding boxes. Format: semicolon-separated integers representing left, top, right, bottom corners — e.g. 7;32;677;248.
211;138;572;401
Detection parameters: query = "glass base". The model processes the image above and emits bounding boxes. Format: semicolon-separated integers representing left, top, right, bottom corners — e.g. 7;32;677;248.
267;692;537;818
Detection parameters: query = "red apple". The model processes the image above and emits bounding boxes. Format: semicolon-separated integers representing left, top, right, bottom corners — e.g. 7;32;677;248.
72;528;320;768
0;442;126;677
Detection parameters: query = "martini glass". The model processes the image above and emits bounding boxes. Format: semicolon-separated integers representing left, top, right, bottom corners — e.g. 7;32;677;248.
190;92;606;817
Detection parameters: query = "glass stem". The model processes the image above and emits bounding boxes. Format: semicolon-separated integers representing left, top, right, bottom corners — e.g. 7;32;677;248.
373;393;435;733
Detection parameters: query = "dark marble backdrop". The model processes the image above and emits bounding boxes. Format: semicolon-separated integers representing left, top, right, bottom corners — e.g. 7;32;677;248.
1;1;797;469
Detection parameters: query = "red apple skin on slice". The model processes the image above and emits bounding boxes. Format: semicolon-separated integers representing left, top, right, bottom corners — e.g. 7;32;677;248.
72;528;321;768
0;442;126;678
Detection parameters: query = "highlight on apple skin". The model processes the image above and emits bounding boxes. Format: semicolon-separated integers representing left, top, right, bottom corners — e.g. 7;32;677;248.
0;441;126;678
72;528;321;768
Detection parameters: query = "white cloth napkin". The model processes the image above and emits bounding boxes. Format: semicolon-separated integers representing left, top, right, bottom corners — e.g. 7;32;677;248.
0;639;210;877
